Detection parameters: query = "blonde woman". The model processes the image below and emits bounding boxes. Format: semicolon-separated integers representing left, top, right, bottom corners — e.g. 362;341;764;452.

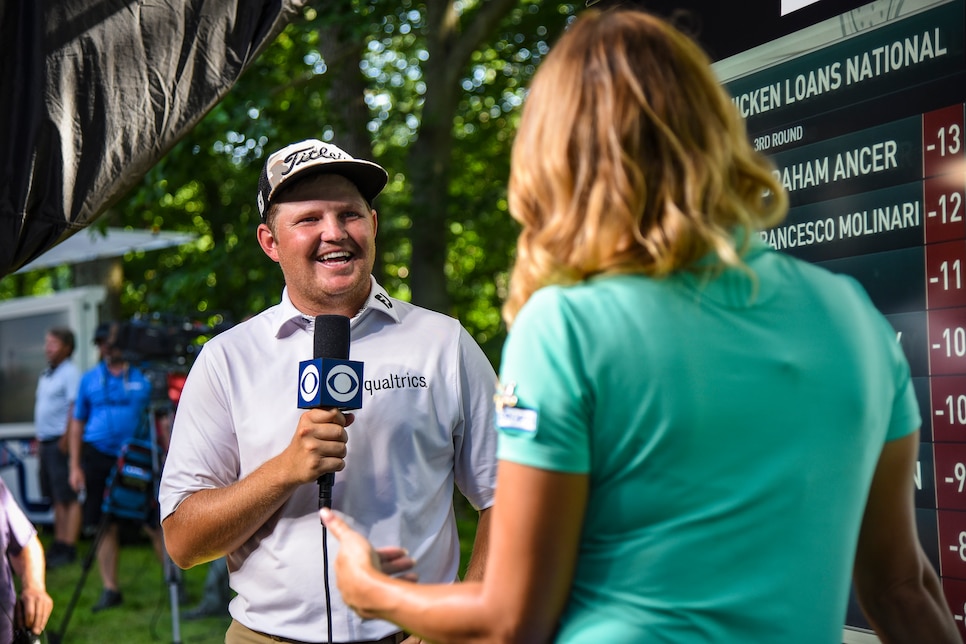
322;9;958;643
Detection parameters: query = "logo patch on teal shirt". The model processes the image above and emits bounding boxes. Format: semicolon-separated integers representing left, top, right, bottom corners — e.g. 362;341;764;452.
496;406;538;433
494;380;537;434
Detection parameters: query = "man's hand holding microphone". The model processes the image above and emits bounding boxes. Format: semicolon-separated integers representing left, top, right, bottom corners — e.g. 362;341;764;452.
297;314;364;511
278;406;351;488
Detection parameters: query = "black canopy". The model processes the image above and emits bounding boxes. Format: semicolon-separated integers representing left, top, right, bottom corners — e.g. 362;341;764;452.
0;0;305;277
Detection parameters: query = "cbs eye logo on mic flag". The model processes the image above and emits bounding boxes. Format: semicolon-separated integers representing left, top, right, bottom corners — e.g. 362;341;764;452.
298;358;364;410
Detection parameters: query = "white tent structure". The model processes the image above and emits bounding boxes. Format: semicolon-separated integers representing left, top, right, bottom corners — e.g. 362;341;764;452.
15;228;195;273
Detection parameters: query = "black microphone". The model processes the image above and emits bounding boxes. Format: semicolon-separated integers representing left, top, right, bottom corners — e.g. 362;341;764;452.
304;314;363;644
312;314;351;510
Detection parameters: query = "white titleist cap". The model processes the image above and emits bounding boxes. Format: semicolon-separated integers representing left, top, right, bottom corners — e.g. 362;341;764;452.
256;139;388;221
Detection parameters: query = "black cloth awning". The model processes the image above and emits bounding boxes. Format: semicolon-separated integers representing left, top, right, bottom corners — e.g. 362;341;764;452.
0;0;306;277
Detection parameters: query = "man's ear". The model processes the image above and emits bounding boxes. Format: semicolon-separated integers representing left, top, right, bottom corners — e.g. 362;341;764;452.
371;209;378;237
256;223;281;263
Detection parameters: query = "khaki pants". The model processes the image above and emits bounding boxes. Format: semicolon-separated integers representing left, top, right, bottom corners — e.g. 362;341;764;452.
226;620;406;644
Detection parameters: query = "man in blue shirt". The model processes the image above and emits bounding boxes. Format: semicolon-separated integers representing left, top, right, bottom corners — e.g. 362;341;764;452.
68;322;152;612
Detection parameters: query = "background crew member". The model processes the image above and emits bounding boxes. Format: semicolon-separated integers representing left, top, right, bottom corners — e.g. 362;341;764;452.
68;322;153;612
321;10;960;643
34;326;82;569
160;139;497;644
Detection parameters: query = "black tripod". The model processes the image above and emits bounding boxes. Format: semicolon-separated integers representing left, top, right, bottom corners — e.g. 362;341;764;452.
49;401;182;644
150;399;185;644
48;509;127;644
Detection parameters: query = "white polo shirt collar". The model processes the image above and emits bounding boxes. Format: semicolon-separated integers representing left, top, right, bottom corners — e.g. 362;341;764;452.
272;276;401;339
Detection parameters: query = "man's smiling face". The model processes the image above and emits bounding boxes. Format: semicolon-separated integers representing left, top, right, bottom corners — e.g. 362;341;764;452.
257;173;378;318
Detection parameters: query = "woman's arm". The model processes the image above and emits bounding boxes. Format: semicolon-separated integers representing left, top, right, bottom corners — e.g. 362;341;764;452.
324;461;588;643
853;431;959;643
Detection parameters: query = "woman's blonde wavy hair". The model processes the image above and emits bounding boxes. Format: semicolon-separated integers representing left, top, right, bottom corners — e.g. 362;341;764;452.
502;9;788;326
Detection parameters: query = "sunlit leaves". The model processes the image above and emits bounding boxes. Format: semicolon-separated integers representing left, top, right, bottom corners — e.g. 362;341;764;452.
5;1;579;354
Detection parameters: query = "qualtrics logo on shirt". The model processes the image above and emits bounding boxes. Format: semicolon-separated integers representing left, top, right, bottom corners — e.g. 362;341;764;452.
364;371;428;395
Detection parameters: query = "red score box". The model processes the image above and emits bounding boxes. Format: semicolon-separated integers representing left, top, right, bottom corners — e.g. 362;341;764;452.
934;444;966;510
933;376;966;443
928;307;966;376
938;510;966;579
923;173;966;245
941;577;966;639
925;240;966;309
923;104;966;180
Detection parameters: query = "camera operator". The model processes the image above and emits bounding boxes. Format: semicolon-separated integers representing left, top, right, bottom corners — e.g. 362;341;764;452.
67;322;154;612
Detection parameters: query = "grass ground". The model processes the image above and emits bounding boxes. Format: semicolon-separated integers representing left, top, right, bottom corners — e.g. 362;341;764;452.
40;524;230;644
36;495;480;644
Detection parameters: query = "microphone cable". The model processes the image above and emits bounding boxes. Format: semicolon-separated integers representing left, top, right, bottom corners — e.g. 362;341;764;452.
305;314;356;644
322;514;334;644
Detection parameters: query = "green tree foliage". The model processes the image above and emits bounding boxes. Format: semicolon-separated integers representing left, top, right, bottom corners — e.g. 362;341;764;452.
8;2;578;358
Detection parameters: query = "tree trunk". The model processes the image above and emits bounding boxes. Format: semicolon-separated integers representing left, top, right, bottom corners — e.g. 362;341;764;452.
407;69;457;314
406;0;518;313
317;22;380;277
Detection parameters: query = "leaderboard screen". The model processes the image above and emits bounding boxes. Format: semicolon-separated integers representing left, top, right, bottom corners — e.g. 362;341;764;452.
709;0;966;640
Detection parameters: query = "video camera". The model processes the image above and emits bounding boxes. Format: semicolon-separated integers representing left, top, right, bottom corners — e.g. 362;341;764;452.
106;312;231;403
112;313;223;365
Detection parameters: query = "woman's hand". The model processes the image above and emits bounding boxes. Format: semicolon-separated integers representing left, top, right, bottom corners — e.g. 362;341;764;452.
320;508;417;618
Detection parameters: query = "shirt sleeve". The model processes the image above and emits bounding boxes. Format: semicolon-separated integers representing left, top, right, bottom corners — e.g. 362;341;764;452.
842;277;921;443
158;343;240;520
0;480;36;555
879;306;920;442
496;287;593;474
451;326;498;511
74;371;92;421
67;364;81;404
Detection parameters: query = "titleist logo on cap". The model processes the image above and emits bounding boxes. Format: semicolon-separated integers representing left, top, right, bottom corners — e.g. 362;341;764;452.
277;143;350;177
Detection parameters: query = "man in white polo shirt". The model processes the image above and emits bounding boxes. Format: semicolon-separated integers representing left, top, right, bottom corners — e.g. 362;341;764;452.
159;139;497;644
